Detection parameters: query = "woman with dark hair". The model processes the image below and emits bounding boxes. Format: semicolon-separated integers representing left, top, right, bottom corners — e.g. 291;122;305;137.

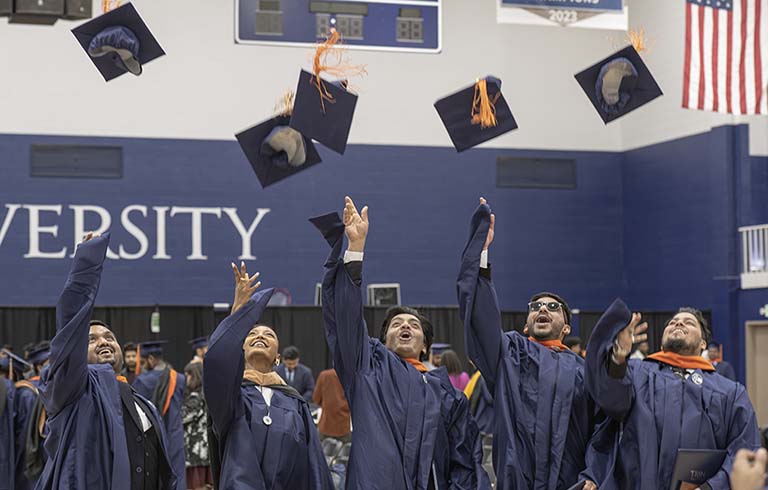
441;350;470;391
182;361;211;490
203;263;332;490
311;197;489;489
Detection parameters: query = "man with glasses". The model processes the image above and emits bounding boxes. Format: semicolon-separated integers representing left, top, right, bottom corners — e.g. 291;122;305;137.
584;299;761;489
457;198;603;490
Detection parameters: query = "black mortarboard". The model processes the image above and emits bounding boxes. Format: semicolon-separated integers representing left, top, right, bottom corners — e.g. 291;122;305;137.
188;337;208;351
574;45;663;124
434;76;518;153
27;343;51;366
290;69;357;155
0;349;32;373
138;340;167;358
236;114;322;188
430;343;451;354
72;2;165;82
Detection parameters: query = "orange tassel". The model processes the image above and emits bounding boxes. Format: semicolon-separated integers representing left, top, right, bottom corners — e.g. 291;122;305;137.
311;29;367;113
134;344;141;376
102;0;121;13
274;90;295;116
626;27;652;54
471;79;500;129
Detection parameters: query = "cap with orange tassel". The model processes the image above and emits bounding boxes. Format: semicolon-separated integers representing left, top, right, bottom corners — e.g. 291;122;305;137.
574;28;663;124
434;76;518;153
289;30;367;155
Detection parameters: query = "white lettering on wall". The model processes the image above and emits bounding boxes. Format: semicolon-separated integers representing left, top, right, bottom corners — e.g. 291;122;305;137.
153;206;171;260
23;205;67;259
70;205;120;259
0;204;21;248
222;208;271;261
169;207;222;260
119;205;149;260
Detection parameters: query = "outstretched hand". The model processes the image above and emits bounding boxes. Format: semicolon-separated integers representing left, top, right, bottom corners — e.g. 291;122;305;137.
614;312;648;364
479;197;495;251
730;448;767;490
80;232;99;244
344;196;369;252
583;481;598;490
231;261;261;315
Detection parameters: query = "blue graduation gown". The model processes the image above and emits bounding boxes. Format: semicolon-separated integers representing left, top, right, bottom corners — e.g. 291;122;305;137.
585;298;761;490
457;204;601;490
36;234;179;490
467;375;494;436
203;289;334;490
14;378;43;490
133;368;187;488
714;361;736;382
0;378;14;490
313;213;487;490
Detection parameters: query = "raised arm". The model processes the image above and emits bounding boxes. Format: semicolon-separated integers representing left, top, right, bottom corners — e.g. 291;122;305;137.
584;298;646;421
457;199;505;392
40;232;109;416
203;262;273;437
310;197;372;389
703;384;761;490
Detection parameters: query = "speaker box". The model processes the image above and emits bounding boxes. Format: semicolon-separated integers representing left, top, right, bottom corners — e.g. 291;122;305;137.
14;0;64;15
0;0;11;16
64;0;91;19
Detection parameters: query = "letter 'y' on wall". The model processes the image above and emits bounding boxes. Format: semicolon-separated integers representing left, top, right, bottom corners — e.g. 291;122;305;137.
222;208;270;260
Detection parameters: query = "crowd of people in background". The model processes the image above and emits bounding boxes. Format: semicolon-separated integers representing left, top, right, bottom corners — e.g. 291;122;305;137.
1;198;767;490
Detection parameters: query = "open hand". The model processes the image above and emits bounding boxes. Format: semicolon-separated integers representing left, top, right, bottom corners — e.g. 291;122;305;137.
479;197;495;251
614;312;648;364
231;261;261;314
343;196;369;252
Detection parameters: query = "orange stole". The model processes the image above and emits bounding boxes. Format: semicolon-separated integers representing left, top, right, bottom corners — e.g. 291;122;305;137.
528;337;569;352
647;351;715;371
404;358;429;373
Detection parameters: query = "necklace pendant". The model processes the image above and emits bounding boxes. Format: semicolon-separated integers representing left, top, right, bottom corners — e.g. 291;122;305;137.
262;415;272;426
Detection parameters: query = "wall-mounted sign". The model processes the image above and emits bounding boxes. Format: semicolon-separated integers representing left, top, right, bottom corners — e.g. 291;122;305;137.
497;0;627;30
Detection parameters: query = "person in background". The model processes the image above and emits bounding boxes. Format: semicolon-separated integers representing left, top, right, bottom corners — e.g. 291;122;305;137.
441;349;470;391
429;343;450;369
729;448;767;490
564;336;584;357
629;341;650;360
708;342;737;381
182;361;211;490
0;350;31;382
312;368;352;443
188;337;208;364
14;341;50;490
274;346;315;402
122;342;139;384
132;340;187;489
1;362;15;490
464;362;494;436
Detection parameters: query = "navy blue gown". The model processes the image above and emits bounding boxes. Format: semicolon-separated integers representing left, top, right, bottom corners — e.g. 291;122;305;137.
585;298;761;490
36;234;179;490
14;377;43;490
457;203;603;490
0;378;14;490
312;213;489;490
203;289;333;490
133;367;187;488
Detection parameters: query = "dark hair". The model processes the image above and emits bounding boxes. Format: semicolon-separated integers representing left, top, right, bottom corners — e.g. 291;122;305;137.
529;292;572;325
123;342;137;353
89;319;110;329
282;346;300;360
674;307;711;343
563;336;582;349
184;362;203;393
440;350;463;375
378;306;434;361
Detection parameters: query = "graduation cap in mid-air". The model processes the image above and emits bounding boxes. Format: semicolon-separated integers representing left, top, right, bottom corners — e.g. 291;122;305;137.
434;76;518;152
575;31;663;124
72;2;165;82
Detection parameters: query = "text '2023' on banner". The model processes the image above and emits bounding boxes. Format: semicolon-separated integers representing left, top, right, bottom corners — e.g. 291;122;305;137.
501;0;623;12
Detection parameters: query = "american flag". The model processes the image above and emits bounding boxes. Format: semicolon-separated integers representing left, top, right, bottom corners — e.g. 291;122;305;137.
683;0;768;114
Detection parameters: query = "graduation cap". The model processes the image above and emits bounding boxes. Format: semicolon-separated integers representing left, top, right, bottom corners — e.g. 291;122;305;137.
138;340;167;358
72;2;165;82
188;337;208;351
27;343;51;366
289;30;366;155
430;343;451;354
434;76;518;153
236;114;322;188
0;349;32;377
574;43;662;124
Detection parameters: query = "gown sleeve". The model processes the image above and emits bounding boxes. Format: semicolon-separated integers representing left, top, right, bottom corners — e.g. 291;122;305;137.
203;288;274;437
39;234;110;416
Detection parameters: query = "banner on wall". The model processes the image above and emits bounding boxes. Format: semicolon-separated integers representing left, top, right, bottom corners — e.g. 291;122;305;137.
497;0;628;30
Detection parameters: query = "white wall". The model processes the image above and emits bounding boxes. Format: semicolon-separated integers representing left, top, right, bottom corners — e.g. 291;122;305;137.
0;0;764;154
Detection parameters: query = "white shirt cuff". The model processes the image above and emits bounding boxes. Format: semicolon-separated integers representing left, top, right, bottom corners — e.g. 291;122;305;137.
344;250;364;263
480;250;489;269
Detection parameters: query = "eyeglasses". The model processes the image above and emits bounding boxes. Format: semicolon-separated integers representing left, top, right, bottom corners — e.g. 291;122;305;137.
528;301;562;313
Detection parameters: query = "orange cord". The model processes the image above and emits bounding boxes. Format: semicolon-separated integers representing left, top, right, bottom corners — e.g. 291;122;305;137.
471;79;501;129
311;30;367;112
102;0;121;13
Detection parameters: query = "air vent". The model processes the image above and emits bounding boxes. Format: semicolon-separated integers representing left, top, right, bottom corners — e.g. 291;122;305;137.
496;157;576;189
30;145;123;179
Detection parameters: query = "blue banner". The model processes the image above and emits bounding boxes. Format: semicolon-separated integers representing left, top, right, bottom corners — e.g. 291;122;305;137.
501;0;623;12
